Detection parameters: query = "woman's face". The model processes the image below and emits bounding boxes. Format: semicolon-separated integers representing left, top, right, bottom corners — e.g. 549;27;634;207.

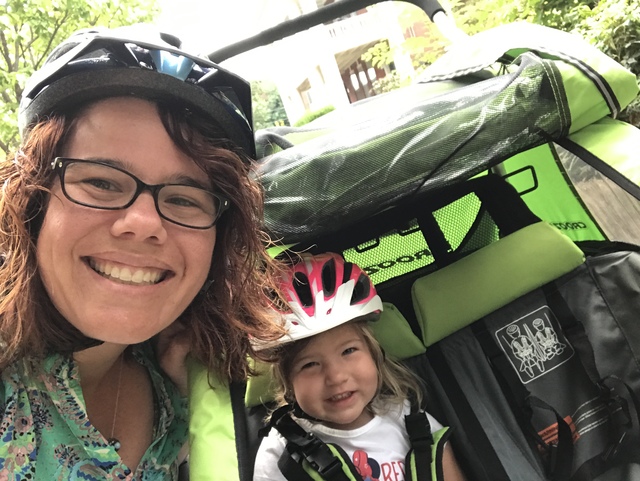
36;97;217;344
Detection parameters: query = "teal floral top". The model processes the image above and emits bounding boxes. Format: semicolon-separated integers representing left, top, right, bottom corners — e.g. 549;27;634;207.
0;344;188;480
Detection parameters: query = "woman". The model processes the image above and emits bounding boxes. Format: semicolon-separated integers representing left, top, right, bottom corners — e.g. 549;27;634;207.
0;26;284;479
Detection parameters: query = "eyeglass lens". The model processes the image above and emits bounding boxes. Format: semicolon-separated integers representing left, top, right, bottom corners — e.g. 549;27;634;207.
61;161;220;228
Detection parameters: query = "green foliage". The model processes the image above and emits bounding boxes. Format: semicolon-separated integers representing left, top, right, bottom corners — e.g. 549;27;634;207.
449;0;598;34
293;105;335;127
251;80;289;130
0;0;159;156
571;0;640;124
371;71;413;94
361;41;394;70
448;0;526;36
402;36;444;68
361;5;445;80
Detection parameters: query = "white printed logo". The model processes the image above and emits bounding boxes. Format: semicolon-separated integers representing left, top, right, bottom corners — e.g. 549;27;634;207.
495;306;574;383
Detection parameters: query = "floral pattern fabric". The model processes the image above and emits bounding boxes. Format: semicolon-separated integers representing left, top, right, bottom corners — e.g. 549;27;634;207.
0;344;188;480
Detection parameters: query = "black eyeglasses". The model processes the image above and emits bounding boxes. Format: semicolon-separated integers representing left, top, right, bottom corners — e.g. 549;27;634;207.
51;158;229;229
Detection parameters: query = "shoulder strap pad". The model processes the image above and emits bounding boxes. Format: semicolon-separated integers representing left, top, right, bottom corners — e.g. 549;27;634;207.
271;410;360;481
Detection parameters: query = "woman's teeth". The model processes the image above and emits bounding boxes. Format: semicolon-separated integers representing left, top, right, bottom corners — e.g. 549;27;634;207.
88;259;165;285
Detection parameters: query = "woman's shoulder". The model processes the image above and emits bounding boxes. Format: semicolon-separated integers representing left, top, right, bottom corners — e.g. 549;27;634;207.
1;356;36;395
0;353;77;419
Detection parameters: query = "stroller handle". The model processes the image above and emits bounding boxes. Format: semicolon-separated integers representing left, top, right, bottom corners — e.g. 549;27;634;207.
207;0;454;64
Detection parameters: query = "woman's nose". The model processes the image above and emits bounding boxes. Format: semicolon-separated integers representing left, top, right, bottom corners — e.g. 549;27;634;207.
110;191;168;243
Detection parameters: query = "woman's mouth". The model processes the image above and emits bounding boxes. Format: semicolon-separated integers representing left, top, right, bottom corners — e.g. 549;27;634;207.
86;258;169;285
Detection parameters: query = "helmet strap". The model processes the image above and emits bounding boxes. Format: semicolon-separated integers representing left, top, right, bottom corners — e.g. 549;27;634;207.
199;278;215;294
293;402;323;422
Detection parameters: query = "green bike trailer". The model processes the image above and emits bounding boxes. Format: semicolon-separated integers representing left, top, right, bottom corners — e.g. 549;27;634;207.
188;2;640;480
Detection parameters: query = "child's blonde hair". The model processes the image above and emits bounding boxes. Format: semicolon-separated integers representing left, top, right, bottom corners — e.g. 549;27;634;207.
268;316;424;418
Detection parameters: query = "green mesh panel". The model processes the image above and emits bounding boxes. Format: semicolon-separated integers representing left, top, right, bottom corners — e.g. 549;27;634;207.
434;192;500;255
343;192;501;285
434;194;481;251
343;221;433;285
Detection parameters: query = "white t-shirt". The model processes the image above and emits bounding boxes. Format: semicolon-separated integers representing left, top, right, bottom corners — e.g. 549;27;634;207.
253;400;443;481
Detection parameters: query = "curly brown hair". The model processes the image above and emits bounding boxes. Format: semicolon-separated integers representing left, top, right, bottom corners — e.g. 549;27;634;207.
0;98;285;381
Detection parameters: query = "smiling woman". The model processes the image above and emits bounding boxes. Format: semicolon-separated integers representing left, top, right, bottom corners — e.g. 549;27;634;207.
0;25;285;480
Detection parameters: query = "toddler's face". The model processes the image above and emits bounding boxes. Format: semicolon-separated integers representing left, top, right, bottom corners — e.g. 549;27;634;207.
289;323;378;430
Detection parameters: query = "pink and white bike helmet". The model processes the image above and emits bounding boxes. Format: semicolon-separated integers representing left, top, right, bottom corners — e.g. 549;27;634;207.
273;252;383;346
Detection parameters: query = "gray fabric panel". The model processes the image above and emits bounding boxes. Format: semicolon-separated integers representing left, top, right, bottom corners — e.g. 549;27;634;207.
594;463;640;480
438;327;547;481
433;250;640;479
573;251;640;391
559;251;640;471
480;287;612;473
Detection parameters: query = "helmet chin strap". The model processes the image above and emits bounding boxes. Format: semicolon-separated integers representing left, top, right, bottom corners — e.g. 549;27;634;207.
292;401;323;422
199;278;215;294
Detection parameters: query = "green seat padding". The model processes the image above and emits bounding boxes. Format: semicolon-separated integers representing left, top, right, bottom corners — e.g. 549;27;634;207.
372;302;426;359
245;360;275;408
413;222;585;346
244;302;425;408
188;360;239;480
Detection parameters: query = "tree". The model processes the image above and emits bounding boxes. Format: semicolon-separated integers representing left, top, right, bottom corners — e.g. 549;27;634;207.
0;0;159;156
251;80;289;130
571;0;640;125
361;4;447;86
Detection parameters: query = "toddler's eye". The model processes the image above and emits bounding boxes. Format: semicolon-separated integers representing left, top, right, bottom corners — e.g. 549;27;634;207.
300;361;318;370
343;347;357;355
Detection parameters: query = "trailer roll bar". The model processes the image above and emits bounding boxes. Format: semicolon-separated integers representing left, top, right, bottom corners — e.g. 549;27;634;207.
207;0;464;63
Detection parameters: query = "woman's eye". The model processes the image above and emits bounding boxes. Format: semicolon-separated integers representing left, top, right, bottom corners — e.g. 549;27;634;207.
83;178;118;191
167;196;197;207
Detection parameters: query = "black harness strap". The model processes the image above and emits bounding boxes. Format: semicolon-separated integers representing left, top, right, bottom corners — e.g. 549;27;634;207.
266;401;440;481
404;407;434;481
229;382;253;481
277;447;315;481
263;405;358;481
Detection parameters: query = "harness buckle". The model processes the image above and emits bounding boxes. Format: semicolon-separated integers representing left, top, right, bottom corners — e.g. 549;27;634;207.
296;433;344;477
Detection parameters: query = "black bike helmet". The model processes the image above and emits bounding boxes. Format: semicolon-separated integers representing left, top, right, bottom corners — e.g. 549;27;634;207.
19;25;256;157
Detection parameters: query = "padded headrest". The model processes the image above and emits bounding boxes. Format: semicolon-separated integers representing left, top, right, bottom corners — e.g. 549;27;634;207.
412;221;585;346
244;302;425;407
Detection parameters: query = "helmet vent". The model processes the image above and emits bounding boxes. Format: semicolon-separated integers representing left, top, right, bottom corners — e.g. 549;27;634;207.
351;273;371;305
321;258;337;296
293;272;313;308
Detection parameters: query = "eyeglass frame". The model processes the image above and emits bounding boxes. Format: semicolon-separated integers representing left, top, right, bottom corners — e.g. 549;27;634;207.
50;157;230;230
